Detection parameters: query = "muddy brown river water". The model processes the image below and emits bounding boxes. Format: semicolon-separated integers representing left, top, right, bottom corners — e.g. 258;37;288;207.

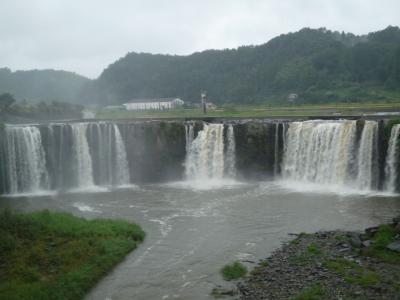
1;179;399;300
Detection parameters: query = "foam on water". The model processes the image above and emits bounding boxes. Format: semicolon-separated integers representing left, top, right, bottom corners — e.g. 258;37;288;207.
274;179;397;197
68;185;110;194
3;190;57;198
165;179;246;191
73;202;101;213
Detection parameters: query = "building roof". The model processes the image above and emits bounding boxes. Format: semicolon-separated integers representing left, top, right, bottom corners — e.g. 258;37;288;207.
124;97;183;104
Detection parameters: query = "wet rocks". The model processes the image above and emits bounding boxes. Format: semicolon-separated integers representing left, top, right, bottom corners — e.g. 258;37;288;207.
387;241;400;252
346;232;362;248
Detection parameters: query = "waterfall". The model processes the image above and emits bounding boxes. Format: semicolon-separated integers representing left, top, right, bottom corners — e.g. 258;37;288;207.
0;122;132;194
281;120;380;191
86;123;130;186
71;123;95;188
356;121;379;190
3;126;49;193
113;124;130;185
384;124;400;192
274;123;280;176
185;123;194;152
225;125;236;177
185;123;236;180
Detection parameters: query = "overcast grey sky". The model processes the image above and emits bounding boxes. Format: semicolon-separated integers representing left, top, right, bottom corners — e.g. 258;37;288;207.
0;0;399;78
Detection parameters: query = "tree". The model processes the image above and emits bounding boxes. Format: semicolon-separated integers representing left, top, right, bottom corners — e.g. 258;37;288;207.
0;93;16;113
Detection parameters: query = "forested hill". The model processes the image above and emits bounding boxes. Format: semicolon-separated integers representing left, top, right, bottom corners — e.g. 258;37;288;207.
84;26;400;105
1;26;399;106
0;68;89;103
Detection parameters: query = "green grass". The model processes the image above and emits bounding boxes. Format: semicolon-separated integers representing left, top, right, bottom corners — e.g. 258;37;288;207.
289;253;312;266
324;258;380;287
307;243;322;255
220;261;247;281
249;260;269;276
95;101;400;120
288;240;322;266
362;225;400;264
291;284;327;300
0;209;145;300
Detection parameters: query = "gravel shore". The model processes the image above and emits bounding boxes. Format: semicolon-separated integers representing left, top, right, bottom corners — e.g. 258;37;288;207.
236;217;400;300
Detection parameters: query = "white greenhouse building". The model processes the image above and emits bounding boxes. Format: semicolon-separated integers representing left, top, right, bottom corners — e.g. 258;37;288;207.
122;98;184;111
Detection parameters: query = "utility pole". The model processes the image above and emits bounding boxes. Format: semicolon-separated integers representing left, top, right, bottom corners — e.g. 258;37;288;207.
201;90;207;114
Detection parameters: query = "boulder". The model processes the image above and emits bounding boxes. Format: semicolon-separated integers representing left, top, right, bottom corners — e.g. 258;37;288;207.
362;240;373;248
395;223;400;233
346;232;362;248
365;226;379;237
386;241;400;253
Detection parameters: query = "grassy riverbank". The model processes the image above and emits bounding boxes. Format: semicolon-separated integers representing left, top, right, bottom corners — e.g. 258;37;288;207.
0;209;145;300
96;101;400;120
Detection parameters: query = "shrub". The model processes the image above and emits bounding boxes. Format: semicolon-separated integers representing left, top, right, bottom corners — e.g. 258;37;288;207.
220;261;247;280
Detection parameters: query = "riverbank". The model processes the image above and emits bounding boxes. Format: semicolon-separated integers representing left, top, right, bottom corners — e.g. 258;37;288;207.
0;209;145;300
237;216;400;299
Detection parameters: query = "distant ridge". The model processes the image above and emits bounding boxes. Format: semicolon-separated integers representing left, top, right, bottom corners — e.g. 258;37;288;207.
0;68;89;104
1;26;399;105
82;26;400;105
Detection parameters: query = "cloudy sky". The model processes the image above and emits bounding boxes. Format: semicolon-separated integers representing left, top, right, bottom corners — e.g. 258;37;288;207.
0;0;399;78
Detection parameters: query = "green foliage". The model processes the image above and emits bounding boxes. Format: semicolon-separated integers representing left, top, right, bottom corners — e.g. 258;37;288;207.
362;224;400;263
307;243;322;255
220;261;247;280
291;284;326;300
82;26;400;106
0;93;16;112
0;209;145;300
324;258;360;275
8;100;84;120
372;225;397;249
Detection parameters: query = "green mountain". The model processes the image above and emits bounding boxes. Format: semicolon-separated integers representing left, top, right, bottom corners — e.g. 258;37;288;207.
0;68;89;104
1;26;399;106
84;26;400;105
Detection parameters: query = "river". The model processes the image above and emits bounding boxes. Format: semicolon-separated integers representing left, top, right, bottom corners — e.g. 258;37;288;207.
1;179;399;299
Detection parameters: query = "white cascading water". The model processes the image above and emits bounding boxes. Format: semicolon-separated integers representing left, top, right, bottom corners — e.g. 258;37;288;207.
282;120;379;191
91;123;130;186
274;123;280;176
185;124;194;154
185;123;236;180
113;124;130;185
4;126;49;193
71;123;95;188
356;121;379;190
384;124;400;192
224;125;236;177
